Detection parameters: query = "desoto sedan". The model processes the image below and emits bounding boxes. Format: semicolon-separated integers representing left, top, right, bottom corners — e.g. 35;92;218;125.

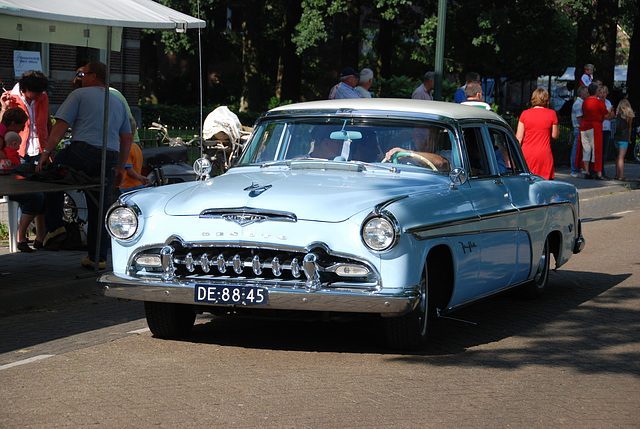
100;99;585;350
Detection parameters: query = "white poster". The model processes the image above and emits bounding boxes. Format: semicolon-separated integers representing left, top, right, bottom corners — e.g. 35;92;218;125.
14;51;42;77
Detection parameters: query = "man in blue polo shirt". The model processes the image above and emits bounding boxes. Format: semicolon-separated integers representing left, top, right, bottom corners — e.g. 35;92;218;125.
38;61;132;269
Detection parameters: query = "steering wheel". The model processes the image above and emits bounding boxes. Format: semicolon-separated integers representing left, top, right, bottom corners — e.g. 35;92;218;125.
390;151;438;171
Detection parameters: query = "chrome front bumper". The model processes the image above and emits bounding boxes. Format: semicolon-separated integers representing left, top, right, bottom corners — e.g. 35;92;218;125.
99;272;418;316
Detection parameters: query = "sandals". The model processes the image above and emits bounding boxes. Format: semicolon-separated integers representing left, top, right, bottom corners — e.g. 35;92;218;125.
614;177;630;182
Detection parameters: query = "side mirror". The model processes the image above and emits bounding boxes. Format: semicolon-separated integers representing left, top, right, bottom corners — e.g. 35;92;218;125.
449;167;468;188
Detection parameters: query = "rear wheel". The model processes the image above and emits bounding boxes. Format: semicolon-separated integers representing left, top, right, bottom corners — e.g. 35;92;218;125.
384;270;431;350
522;238;550;299
144;301;196;339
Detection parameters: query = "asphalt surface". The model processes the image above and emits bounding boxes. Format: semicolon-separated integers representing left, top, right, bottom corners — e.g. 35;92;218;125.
0;161;639;316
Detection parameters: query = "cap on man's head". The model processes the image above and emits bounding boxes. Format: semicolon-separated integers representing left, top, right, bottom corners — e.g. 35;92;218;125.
340;67;360;78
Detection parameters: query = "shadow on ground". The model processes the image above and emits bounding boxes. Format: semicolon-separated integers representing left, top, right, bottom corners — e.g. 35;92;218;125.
162;269;640;376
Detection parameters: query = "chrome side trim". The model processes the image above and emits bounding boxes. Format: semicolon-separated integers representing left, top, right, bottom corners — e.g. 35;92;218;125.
407;201;578;240
406;215;480;238
415;227;522;241
374;195;409;214
100;272;418;315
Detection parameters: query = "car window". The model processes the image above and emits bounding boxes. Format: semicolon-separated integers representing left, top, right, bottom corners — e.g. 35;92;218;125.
486;126;526;175
462;127;491;178
238;118;462;172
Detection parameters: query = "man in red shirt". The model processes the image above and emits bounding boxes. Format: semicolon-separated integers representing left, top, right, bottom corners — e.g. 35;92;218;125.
575;82;614;179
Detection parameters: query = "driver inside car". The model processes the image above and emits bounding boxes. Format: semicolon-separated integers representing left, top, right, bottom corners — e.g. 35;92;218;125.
382;126;452;171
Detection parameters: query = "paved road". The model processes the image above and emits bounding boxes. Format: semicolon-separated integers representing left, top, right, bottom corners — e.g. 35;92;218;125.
0;190;639;427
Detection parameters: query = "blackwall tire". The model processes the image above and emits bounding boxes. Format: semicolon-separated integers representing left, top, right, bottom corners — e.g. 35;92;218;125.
384;270;430;351
144;301;196;339
522;238;550;299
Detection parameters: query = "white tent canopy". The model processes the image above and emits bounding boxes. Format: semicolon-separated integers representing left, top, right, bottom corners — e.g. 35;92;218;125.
0;0;205;50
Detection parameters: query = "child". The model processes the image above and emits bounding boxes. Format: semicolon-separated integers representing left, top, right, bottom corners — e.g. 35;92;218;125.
1;131;22;165
0;107;28;163
119;142;151;193
119;117;151;193
0;109;45;252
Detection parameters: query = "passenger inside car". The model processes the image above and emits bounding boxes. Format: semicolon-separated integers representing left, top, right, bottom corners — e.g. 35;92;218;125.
349;129;383;162
308;127;342;159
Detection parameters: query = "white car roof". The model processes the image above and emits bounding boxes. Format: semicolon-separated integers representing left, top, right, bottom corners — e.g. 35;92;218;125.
268;98;503;122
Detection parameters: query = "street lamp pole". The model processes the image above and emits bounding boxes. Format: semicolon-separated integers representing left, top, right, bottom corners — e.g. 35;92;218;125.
434;0;447;101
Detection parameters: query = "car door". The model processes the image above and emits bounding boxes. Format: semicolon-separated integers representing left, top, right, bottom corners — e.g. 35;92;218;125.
485;125;541;284
453;125;520;302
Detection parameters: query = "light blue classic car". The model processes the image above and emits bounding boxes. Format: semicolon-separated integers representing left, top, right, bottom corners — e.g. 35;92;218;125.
100;99;585;350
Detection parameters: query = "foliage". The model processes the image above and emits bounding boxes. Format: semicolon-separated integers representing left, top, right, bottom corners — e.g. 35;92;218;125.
445;0;576;82
267;97;293;110
137;0;635;112
0;222;7;240
375;75;418;98
292;0;412;55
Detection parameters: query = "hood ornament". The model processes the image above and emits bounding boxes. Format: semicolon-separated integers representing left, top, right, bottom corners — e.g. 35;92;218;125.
244;182;272;197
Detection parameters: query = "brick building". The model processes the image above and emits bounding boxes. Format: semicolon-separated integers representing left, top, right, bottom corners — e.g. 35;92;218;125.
0;28;140;115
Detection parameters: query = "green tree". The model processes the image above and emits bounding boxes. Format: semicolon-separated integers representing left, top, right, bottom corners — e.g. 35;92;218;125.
442;1;575;83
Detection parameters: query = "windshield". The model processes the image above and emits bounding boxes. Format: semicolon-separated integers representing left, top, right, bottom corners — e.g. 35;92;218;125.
238;117;462;172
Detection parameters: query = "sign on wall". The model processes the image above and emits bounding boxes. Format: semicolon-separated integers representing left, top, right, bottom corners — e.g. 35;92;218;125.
14;51;42;77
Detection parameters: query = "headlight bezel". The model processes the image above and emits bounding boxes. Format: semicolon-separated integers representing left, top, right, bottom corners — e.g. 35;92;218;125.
360;211;400;252
105;202;143;242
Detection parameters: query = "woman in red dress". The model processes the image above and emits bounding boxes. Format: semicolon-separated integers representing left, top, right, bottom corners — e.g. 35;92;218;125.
516;88;559;180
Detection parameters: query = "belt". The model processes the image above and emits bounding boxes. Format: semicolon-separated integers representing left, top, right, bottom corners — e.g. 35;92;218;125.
71;141;119;158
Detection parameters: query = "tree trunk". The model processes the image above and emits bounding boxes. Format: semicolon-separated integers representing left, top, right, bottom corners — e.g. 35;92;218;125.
240;15;261;112
574;5;596;85
275;0;302;102
378;19;392;79
340;0;361;68
592;0;618;88
626;0;639;110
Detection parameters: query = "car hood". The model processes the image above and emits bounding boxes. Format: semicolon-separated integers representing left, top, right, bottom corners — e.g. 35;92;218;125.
163;165;448;222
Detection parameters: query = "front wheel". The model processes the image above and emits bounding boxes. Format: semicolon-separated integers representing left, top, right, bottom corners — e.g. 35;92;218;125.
521;238;550;299
384;270;431;350
144;301;196;339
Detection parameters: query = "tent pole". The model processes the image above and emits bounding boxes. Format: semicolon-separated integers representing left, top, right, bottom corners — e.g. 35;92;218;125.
93;25;112;272
197;0;204;160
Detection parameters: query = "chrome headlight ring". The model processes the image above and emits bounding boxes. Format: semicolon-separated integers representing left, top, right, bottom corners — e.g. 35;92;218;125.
360;211;400;252
105;201;144;243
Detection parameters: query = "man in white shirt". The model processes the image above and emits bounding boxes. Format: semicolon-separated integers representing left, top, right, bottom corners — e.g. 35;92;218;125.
461;83;492;110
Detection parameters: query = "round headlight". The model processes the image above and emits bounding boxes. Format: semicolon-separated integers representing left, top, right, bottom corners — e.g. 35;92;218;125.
362;217;396;251
107;206;138;240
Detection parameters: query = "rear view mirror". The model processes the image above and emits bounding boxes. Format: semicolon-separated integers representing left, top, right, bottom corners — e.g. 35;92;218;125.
330;130;362;141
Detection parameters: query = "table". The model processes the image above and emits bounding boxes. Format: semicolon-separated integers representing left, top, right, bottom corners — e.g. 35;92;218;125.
0;174;100;253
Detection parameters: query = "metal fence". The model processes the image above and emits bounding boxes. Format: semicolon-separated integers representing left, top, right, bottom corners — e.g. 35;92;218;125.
138;126;200;148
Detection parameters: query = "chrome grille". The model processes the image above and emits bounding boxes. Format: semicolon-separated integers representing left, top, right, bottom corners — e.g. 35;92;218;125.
130;241;379;291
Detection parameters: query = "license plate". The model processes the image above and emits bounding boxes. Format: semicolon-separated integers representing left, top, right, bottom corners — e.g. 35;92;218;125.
195;284;268;306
